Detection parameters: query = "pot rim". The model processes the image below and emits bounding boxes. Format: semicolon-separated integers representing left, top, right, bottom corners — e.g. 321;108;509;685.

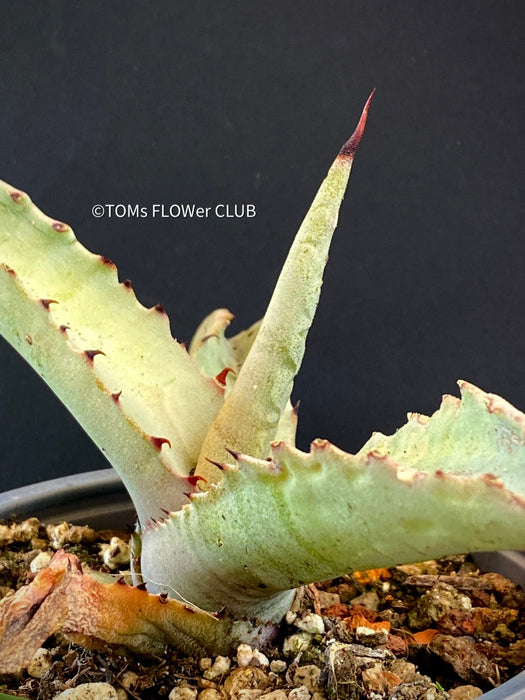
0;469;135;529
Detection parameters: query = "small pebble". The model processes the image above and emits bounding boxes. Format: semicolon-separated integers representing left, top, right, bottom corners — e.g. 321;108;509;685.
199;657;212;671
27;647;53;678
285;610;298;624
119;670;140;692
19;518;42;541
409;582;471;629
350;590;380;611
169;686;199;700
237;643;255;667
197;689;222;700
259;691;288;700
283;632;313;655
223;667;270;697
47;522;95;548
389;659;418;683
292;665;321;692
430;634;496;686
295;613;325;635
355;625;389;645
337;582;358;603
203;655;231;679
47;523;71;549
252;649;270;667
100;536;131;569
396;560;441;576
0;524;12;546
30;550;53;573
288;686;311;700
235;643;269;668
318;590;340;609
53;683;118;699
361;662;402;695
234;691;265;700
0;518;42;545
252;649;270;666
448;686;483;700
269;660;287;674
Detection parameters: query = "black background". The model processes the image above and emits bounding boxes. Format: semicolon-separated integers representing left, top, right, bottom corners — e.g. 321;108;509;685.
0;2;524;490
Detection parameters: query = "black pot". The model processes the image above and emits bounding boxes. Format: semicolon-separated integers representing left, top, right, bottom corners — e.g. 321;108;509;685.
0;469;523;699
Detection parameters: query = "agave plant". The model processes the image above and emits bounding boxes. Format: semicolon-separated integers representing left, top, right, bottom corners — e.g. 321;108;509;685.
0;94;524;674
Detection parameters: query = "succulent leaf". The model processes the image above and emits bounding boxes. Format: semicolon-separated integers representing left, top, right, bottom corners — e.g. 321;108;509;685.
141;382;525;619
228;318;262;366
189;311;298;447
196;91;375;481
0;550;274;674
189;307;238;380
360;380;525;493
0;184;223;523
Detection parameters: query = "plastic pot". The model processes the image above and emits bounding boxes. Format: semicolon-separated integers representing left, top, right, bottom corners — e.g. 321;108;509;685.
0;469;523;699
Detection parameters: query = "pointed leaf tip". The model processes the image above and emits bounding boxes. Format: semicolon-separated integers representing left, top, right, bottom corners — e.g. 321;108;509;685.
339;89;375;158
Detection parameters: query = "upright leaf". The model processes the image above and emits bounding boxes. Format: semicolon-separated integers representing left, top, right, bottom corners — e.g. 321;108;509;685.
196;91;375;480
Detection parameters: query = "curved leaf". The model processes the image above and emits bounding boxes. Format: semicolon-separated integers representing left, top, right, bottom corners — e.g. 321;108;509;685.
0;183;223;522
141;382;525;619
